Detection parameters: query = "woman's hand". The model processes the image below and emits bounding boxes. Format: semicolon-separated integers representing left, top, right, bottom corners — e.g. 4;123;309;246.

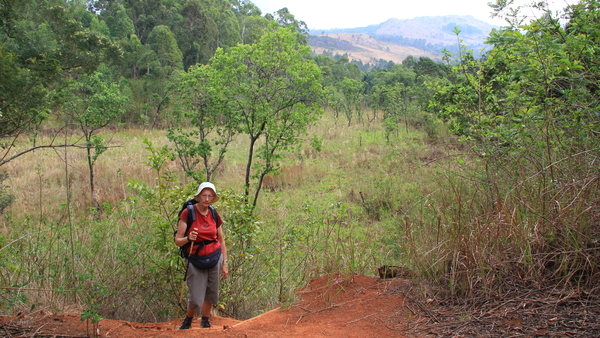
221;262;229;279
188;230;198;242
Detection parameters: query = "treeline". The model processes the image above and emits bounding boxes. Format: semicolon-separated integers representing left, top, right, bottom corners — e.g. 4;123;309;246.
0;0;307;132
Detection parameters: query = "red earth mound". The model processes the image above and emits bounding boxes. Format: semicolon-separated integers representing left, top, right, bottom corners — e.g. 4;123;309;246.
1;274;420;337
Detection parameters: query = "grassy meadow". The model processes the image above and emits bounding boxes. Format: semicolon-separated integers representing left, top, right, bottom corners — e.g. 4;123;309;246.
1;111;456;321
2;108;598;323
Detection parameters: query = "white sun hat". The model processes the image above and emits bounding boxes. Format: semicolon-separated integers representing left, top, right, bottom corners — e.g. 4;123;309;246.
195;182;219;202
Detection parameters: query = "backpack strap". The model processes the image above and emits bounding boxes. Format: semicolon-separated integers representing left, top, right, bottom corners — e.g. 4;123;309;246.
178;203;197;257
209;205;218;228
186;204;196;230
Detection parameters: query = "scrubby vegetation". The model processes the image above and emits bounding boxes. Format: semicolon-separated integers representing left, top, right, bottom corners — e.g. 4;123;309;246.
1;0;598;329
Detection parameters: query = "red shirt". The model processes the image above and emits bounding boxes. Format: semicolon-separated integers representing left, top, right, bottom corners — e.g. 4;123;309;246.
180;205;222;256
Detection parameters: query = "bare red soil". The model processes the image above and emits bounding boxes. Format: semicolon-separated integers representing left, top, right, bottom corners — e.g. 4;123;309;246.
4;273;599;337
0;274;420;338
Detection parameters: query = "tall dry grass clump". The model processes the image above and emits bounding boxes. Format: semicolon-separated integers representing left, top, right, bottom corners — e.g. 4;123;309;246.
397;142;600;300
0;129;188;321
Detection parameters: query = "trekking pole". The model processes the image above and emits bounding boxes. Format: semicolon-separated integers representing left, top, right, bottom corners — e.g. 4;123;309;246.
188;226;198;257
179;278;186;304
179;256;192;312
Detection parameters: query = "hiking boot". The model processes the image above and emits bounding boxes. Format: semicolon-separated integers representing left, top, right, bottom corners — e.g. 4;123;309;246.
200;316;211;328
178;316;193;330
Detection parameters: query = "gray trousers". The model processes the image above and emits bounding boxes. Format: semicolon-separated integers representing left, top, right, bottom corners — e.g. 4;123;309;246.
186;254;223;313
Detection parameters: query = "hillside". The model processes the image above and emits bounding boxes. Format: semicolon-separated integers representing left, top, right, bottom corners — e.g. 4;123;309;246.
309;15;497;64
373;15;495;47
309;33;439;64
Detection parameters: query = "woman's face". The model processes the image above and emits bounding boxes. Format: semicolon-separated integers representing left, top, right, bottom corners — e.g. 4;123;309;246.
197;188;215;206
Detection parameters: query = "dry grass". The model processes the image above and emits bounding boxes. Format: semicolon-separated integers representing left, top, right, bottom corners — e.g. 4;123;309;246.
1;110;441;320
1;129;175;221
8;108;593;325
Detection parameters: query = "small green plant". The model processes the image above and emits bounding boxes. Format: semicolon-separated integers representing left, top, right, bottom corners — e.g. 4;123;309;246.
81;309;102;338
6;285;28;310
309;134;323;153
77;273;106;338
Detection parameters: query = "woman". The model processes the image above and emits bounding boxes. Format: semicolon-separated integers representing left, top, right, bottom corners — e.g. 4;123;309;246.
174;182;229;329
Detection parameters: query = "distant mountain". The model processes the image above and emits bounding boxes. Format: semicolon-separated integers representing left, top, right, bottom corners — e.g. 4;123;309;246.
309;33;439;65
309;15;497;66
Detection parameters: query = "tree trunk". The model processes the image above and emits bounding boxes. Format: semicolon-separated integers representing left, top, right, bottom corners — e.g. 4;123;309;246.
86;136;101;215
244;136;258;204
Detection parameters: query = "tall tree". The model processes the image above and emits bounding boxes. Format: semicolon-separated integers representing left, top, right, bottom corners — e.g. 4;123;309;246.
176;0;218;69
230;0;268;44
147;25;183;76
146;24;183;128
338;78;364;126
207;24;324;209
170;64;239;182
120;34;155;79
105;4;135;40
207;0;241;49
272;7;308;44
0;0;119;166
63;70;128;213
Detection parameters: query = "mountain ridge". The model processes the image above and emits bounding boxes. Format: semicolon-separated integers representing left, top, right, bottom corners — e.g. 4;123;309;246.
309;15;497;65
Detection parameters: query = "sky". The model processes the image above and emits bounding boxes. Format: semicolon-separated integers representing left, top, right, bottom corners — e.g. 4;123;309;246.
250;0;571;30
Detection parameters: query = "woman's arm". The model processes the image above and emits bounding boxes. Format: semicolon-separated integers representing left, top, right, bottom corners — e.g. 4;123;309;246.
217;226;229;279
175;218;197;247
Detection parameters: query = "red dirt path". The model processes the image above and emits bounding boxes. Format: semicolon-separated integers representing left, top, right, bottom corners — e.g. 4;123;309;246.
1;274;424;338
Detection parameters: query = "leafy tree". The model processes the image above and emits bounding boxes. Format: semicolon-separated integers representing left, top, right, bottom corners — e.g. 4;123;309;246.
337;78;364;126
414;56;449;81
207;24;324;209
239;14;270;45
272;7;309;44
383;83;415;137
312;54;337;86
170;64;239;182
429;27;498;143
63;71;128;213
147;25;183;76
105;4;135;40
0;0;119;166
402;55;417;69
207;0;241;49
330;57;362;82
120;34;155;79
230;0;268;44
146;24;183;128
325;86;345;121
372;64;416;87
121;0;171;44
368;84;386;121
177;0;218;69
89;16;111;38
